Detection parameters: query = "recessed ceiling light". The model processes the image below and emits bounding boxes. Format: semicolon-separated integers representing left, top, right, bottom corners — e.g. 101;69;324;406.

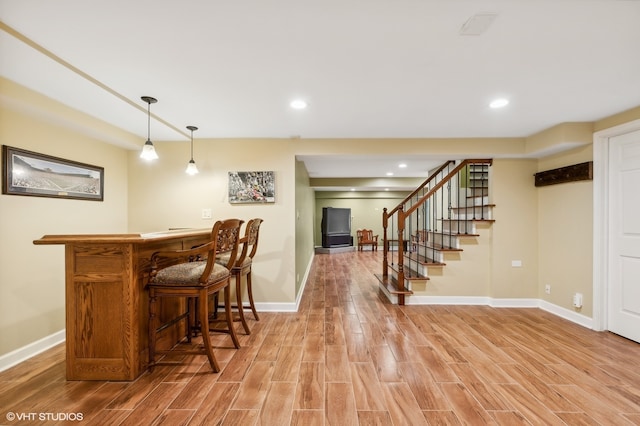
385;188;389;191
489;98;509;109
398;163;407;168
290;99;307;110
386;172;394;176
350;188;356;191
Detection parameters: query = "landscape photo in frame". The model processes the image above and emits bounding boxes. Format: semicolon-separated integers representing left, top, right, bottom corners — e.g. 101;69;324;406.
228;171;275;204
2;145;104;201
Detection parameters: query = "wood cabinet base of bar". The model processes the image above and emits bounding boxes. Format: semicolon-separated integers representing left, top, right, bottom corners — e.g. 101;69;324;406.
34;229;212;381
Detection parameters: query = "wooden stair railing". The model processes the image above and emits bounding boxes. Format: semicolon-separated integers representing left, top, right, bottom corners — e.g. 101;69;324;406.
379;159;493;305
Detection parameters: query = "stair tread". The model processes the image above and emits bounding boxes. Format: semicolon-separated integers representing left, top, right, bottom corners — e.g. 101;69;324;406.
450;204;496;210
409;231;480;238
388;264;430;280
374;274;414;295
413;242;462;251
441;218;495;223
404;254;447;266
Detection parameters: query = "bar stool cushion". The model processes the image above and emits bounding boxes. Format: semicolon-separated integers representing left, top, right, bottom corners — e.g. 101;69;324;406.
216;254;251;268
153;261;230;286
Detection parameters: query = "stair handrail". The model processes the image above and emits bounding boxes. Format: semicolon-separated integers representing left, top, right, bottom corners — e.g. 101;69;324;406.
385;160;455;218
403;159;492;219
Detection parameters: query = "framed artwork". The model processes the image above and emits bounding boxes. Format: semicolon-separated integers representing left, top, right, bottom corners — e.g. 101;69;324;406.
228;171;275;204
2;145;104;201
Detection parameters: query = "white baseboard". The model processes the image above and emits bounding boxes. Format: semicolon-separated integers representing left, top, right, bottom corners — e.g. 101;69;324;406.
490;298;541;308
0;329;65;373
406;295;493;305
406;295;540;307
294;251;314;311
255;302;298;312
254;251;315;314
390;291;594;330
538;300;594;329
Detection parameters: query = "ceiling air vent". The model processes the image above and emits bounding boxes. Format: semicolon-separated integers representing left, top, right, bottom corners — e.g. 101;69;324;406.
459;13;498;36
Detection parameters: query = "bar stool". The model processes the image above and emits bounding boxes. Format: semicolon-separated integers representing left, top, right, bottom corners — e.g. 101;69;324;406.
147;218;243;373
215;218;263;334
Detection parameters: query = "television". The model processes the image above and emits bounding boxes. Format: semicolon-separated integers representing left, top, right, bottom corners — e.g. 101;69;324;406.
321;207;351;235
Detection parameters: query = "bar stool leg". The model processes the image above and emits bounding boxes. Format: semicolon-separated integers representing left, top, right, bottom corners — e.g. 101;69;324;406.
148;289;158;372
235;272;251;334
199;288;219;372
246;271;259;321
224;285;241;349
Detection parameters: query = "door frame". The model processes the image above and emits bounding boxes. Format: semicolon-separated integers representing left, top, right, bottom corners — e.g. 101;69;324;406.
593;118;640;332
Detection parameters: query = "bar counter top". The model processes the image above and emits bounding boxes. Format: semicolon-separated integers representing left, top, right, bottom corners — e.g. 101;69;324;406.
34;228;211;245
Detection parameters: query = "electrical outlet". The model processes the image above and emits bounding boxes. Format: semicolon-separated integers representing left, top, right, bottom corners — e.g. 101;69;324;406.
573;293;583;308
201;208;212;219
545;284;551;294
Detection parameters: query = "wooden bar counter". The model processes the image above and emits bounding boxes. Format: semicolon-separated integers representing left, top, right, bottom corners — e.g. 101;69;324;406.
34;229;212;381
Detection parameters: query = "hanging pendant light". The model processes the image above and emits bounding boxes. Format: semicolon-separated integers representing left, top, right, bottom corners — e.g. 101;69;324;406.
140;96;159;160
185;125;199;175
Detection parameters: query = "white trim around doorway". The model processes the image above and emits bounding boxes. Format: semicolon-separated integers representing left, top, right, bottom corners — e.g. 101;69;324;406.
592;118;640;332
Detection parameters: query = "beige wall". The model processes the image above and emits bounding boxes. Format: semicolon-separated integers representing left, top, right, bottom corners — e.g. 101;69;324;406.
0;98;129;356
295;137;527;157
593;106;640;133
295;160;316;295
490;159;539;299
537;145;594;315
127;138;299;307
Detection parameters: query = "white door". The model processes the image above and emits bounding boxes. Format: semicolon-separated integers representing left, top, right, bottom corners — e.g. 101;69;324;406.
608;129;640;343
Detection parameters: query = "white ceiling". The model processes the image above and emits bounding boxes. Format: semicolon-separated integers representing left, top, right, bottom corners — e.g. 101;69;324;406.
1;0;640;181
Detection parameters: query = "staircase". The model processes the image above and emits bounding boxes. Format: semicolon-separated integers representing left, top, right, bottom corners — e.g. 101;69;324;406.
376;159;494;305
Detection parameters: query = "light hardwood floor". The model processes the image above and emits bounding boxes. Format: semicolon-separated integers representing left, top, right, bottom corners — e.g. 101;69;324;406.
2;251;640;425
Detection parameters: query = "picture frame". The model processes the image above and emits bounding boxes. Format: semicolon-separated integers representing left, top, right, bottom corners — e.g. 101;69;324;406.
228;171;275;204
2;145;104;201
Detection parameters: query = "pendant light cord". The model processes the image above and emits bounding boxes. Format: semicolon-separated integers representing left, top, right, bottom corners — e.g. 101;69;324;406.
190;129;194;160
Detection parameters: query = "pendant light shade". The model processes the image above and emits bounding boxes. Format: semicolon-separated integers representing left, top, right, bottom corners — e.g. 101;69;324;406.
185;125;199;175
140;96;159;160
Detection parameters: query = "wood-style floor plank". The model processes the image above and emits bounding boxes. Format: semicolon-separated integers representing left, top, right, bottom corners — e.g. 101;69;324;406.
1;251;640;425
294;361;324;410
325;382;359;426
188;382;239;425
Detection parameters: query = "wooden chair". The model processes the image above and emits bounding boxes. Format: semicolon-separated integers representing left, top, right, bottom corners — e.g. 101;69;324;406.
147;218;243;373
216;218;263;334
357;229;378;251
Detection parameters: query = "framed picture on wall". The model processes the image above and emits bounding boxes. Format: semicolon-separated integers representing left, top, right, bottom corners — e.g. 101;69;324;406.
2;145;104;201
228;171;275;204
